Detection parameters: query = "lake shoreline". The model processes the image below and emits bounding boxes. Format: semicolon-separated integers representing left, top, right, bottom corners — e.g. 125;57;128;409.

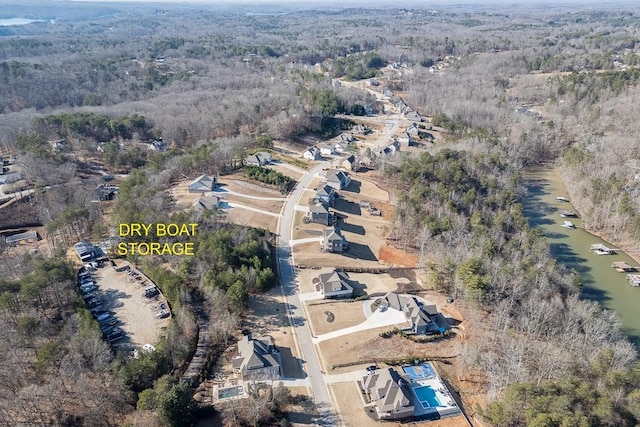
524;167;640;348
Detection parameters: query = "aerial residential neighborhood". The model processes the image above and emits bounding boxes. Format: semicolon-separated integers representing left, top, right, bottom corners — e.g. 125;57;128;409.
2;1;640;426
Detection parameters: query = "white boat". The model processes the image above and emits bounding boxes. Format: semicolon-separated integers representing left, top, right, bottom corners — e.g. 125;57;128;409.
590;243;617;255
561;221;575;229
556;196;569;202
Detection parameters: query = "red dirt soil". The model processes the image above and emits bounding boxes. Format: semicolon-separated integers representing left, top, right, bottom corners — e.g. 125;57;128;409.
378;245;419;267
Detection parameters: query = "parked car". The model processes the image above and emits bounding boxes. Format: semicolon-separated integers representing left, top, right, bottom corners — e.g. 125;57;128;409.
96;313;111;322
83;292;98;301
99;318;118;328
80;283;97;291
366;365;378;375
155;310;170;319
107;331;124;342
143;288;159;298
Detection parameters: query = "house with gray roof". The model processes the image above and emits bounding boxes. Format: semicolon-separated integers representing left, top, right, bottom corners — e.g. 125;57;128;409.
314;185;336;206
317;143;335;156
193;195;221;211
407;123;420;136
188;174;217;193
232;334;282;380
342;154;357;172
316;269;353;299
353;124;372;135
321;226;348;253
337;132;356;143
306;203;333;225
384;293;440;335
325;169;351;190
360;367;414;420
303;146;321;160
244;151;273;166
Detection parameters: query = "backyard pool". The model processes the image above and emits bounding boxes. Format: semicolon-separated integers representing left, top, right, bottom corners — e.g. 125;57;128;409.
218;385;243;399
413;385;441;409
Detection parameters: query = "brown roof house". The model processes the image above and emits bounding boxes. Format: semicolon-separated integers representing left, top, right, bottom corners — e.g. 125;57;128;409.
232;334;282;381
360;367;414;420
384;293;441;335
316;269;353;299
320;226;348;253
188;174;217;193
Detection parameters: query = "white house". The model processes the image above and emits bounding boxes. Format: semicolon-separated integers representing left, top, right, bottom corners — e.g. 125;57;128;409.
303;146;321;160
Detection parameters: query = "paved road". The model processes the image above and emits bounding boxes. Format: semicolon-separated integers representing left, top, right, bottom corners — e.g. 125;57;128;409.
276;162;339;425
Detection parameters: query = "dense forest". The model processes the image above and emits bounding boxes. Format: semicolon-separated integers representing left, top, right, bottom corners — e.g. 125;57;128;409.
3;1;640;425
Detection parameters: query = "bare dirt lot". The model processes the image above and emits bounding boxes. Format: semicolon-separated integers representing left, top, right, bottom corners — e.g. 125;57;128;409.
330;381;372;427
242;289;304;379
90;260;170;349
306;301;366;336
168;176;284;233
295;269;414;296
317;326;396;371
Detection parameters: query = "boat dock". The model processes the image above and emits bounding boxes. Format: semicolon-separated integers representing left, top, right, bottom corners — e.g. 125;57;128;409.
627;274;640;287
590;244;618;255
612;261;638;272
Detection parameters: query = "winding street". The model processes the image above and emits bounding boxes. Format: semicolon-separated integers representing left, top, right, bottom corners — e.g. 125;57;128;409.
276;161;339;426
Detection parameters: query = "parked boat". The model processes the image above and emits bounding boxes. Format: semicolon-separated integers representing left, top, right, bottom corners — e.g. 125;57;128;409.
560;210;578;218
612;261;638;273
627;274;640;287
556;196;569;202
561;221;576;229
590;243;617;255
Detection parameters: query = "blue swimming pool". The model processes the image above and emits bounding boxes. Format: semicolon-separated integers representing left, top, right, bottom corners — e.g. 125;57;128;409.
402;363;436;380
218;386;242;399
413;385;441;409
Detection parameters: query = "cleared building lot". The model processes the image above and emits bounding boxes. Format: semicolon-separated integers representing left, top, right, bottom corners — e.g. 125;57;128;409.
87;260;170;349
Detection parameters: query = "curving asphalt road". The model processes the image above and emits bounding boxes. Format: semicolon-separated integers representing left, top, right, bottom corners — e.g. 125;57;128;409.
276;161;339;426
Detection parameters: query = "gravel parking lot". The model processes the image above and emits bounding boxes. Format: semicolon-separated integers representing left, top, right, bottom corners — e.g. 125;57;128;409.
84;260;170;350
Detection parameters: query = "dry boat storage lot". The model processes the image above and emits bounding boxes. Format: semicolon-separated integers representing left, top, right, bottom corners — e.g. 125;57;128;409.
89;260;170;349
169;175;286;233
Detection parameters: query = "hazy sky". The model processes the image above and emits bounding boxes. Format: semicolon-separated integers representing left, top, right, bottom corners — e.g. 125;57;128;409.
68;0;607;3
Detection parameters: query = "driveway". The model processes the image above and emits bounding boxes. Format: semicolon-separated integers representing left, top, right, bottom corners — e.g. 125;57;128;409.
312;308;407;343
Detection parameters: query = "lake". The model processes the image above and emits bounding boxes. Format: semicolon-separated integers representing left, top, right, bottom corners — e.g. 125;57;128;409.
523;168;640;348
0;18;44;26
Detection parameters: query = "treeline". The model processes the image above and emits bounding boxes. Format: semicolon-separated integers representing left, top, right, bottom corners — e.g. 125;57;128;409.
482;350;640;426
243;165;295;192
386;147;637;419
331;51;385;80
36;113;153;142
0;256;131;425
